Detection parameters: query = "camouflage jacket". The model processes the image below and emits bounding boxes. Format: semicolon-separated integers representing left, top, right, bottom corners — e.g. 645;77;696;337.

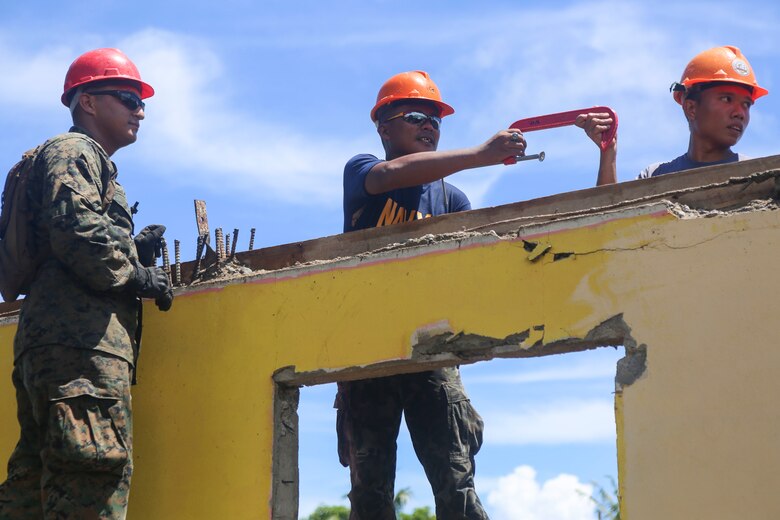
14;127;139;364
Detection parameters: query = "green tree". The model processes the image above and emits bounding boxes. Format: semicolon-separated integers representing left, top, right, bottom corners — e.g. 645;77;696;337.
399;506;436;520
394;487;412;515
589;476;620;520
303;487;436;520
303;504;349;520
394;487;435;520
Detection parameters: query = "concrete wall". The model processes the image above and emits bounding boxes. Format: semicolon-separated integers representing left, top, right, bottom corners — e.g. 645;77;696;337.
2;162;780;518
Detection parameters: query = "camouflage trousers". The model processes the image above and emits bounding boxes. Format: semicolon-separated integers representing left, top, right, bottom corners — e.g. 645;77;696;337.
336;367;489;520
0;346;133;519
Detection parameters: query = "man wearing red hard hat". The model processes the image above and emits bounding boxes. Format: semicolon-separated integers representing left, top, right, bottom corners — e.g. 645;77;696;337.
638;45;768;177
0;48;172;518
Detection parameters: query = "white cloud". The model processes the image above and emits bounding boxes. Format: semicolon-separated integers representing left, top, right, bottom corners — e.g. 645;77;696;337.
4;1;778;209
440;2;780;202
0;41;73;112
483;399;615;445
486;465;595;520
117;29;359;204
466;360;616;385
0;29;366;206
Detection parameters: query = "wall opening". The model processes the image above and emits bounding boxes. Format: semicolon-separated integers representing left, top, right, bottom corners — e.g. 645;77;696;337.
282;347;633;518
274;314;643;518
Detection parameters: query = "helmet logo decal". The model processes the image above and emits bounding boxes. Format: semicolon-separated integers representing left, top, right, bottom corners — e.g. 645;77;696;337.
732;59;750;76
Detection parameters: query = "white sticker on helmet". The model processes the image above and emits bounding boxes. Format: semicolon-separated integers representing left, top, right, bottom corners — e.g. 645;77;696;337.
732;59;750;76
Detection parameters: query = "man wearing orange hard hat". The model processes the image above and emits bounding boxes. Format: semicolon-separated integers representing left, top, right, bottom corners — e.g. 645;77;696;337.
336;70;527;519
639;45;768;178
0;48;171;518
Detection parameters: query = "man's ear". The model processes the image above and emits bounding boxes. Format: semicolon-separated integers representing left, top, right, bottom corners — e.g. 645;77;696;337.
78;92;98;117
377;122;389;141
682;97;697;123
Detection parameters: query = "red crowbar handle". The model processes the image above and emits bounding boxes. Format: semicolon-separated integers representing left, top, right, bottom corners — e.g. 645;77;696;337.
504;106;618;165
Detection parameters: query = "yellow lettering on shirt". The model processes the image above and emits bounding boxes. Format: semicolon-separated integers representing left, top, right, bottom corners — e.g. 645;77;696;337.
375;199;433;228
392;206;407;224
377;199;398;227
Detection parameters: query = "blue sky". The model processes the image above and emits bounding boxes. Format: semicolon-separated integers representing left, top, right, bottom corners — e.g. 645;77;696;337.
3;1;779;518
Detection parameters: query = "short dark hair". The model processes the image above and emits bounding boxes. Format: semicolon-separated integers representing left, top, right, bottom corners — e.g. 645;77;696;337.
375;99;441;124
685;81;754;102
64;78;142;105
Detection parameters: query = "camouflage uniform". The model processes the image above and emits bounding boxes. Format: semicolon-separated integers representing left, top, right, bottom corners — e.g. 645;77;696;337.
336;368;488;520
0;128;139;519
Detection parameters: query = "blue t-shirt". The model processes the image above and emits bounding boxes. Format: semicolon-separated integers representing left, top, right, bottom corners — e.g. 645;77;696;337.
638;151;745;179
343;154;471;233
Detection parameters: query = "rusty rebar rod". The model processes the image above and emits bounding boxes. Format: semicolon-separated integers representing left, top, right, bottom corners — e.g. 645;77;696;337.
231;229;239;258
215;228;224;262
174;239;181;286
161;238;171;284
193;234;205;278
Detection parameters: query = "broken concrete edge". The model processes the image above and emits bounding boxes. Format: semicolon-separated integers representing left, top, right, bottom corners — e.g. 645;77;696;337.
167;202;677;300
0;176;775;318
181;190;780;300
1;179;774;322
465;168;780;234
667;198;780;219
271;383;300;520
0;314;18;327
272;313;647;390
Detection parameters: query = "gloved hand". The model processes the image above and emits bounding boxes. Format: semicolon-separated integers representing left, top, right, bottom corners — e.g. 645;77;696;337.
129;265;171;300
155;288;174;312
134;224;166;267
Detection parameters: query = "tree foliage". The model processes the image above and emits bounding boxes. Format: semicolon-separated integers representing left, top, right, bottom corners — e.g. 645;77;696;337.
303;504;349;520
303;487;435;520
399;505;436;520
590;476;621;520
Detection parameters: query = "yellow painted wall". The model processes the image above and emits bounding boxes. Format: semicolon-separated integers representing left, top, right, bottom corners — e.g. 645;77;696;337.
0;203;779;518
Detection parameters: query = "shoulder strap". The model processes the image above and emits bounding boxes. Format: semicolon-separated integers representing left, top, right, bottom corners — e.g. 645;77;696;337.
39;132;117;213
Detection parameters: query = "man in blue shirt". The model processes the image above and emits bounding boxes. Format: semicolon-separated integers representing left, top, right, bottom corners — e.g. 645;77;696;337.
343;71;527;233
338;70;526;520
639;46;768;178
579;46;768;180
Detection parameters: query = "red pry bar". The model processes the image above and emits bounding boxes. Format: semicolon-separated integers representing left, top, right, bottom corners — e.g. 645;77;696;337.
504;106;617;165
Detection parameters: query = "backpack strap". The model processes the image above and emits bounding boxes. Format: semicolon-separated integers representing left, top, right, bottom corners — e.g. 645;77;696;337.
38;132;117;214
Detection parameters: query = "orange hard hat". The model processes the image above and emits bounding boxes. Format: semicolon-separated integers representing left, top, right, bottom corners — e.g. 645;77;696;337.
61;48;154;106
671;45;768;104
370;70;454;122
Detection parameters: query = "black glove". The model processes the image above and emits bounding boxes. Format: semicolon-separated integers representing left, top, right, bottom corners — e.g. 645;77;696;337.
155;288;174;312
134;224;166;267
129;265;171;300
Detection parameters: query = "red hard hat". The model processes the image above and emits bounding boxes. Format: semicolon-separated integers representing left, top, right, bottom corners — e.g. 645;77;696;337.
370;70;454;122
61;48;154;106
671;45;768;104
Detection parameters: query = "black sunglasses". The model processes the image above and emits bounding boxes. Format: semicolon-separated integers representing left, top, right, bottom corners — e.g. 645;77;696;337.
87;90;145;111
384;111;442;130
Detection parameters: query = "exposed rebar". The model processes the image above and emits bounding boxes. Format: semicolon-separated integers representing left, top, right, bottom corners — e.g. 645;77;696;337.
215;228;224;262
231;229;239;258
174;239;181;286
193;234;205;278
161;238;170;282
